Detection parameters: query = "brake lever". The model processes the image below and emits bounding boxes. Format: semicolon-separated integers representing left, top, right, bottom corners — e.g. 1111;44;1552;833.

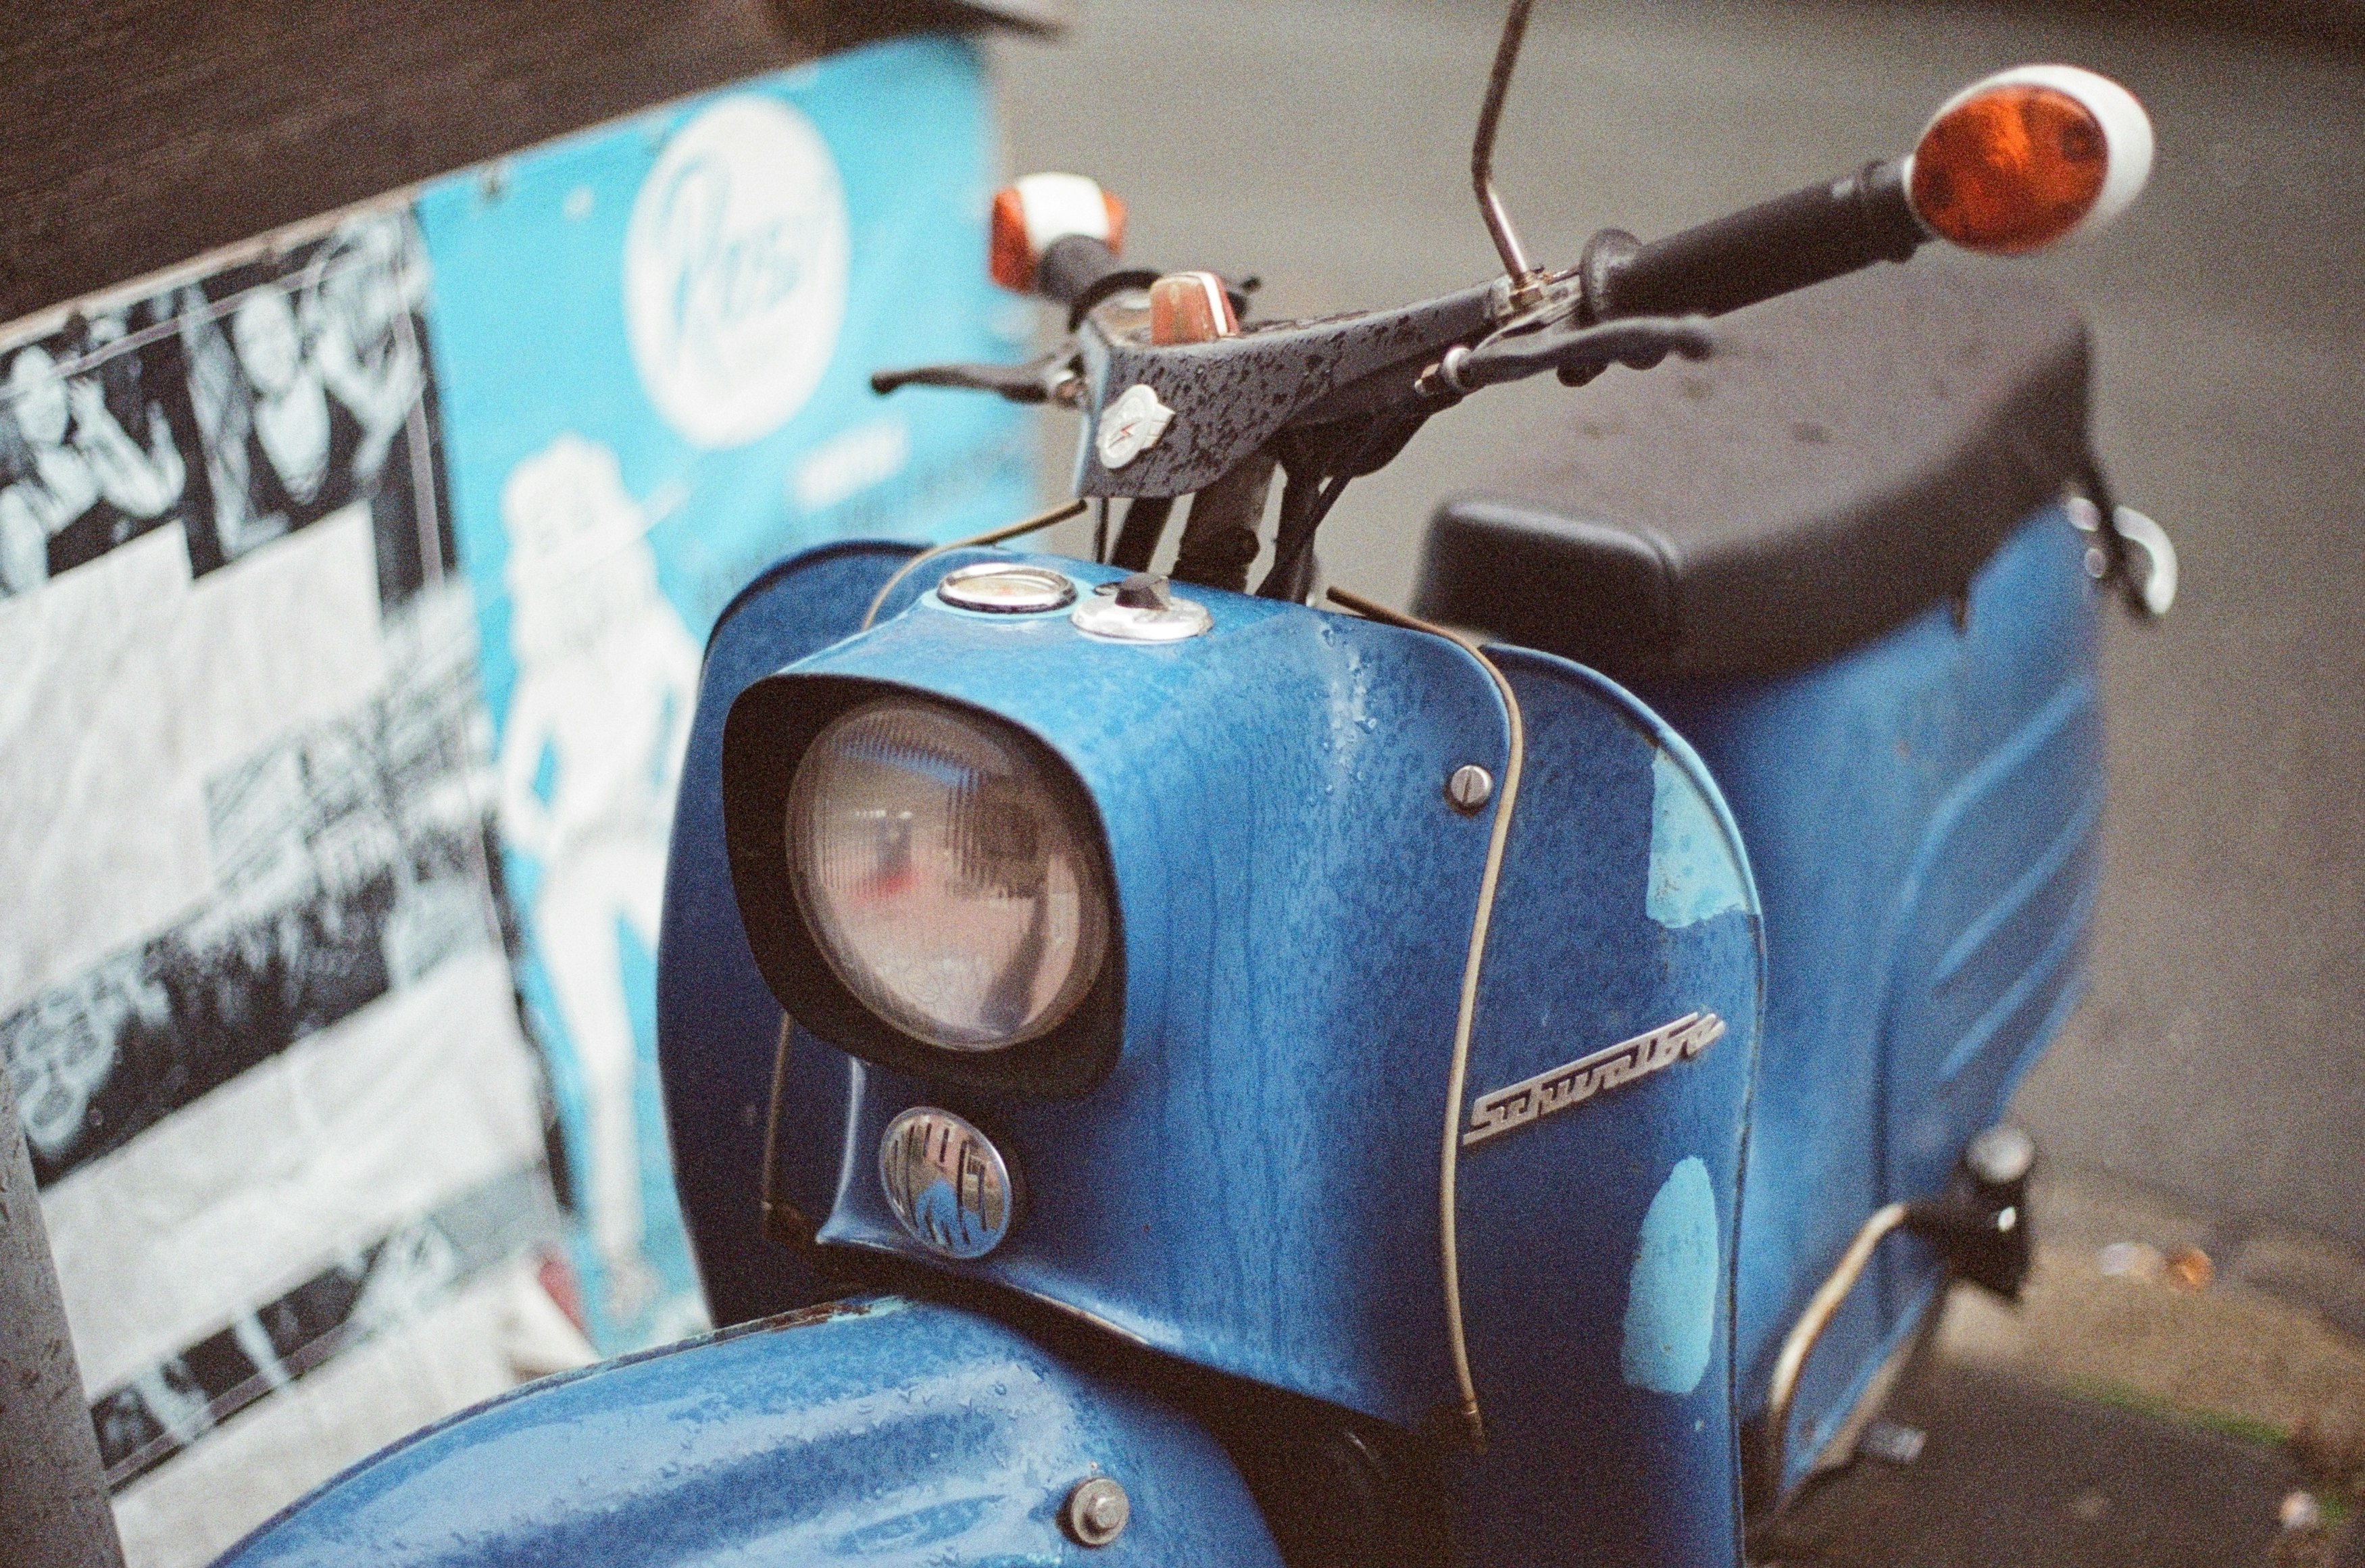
870;351;1081;406
1415;313;1713;403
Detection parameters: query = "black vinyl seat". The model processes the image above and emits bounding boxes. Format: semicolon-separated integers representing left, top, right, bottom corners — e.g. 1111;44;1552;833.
1411;265;2093;684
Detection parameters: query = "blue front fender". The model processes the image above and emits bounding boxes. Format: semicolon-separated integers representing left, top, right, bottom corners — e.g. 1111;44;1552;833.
215;1295;1284;1567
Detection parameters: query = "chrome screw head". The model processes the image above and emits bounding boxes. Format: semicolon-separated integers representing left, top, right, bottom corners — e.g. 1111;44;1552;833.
1446;764;1495;813
1064;1476;1130;1546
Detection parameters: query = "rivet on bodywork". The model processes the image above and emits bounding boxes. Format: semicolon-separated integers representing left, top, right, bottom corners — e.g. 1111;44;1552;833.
1446;764;1495;813
1063;1476;1130;1546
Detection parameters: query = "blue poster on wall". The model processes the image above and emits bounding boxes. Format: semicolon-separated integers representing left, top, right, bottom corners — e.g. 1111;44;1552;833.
418;35;1036;1352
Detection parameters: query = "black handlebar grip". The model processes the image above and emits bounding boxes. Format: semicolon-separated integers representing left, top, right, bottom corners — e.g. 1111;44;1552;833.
1587;159;1927;324
1035;234;1128;309
1035;234;1163;328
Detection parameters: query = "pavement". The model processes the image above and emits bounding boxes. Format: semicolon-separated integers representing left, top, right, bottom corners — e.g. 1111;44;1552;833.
989;0;2365;1246
1770;1161;2365;1565
1767;1361;2306;1567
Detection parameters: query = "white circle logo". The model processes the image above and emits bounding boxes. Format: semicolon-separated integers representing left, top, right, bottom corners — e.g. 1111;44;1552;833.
1095;384;1175;470
624;97;849;449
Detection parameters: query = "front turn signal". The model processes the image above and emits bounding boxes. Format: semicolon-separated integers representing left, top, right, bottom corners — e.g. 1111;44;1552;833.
990;172;1128;293
1908;65;2153;254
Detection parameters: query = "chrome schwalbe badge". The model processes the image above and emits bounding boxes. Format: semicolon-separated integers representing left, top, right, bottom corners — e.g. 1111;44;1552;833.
1461;1012;1726;1148
878;1107;1017;1260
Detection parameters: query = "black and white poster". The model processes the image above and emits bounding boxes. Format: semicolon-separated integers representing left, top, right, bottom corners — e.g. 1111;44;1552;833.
0;207;589;1568
0;216;455;612
0;298;195;596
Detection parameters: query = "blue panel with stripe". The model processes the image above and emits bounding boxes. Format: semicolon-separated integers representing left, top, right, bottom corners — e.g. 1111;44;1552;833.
1447;643;1763;1568
1637;503;2102;1489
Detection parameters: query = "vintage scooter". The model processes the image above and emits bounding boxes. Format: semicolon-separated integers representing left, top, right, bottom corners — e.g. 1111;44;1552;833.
218;6;2172;1565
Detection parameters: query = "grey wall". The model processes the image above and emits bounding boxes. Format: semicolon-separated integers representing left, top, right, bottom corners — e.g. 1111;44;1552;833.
992;0;2365;1242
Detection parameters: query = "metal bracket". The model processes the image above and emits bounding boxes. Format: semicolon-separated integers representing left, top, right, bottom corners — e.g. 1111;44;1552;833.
1753;1127;2035;1517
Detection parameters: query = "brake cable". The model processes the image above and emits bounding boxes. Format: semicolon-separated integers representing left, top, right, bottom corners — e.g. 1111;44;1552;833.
1326;586;1526;1451
1417;312;1714;403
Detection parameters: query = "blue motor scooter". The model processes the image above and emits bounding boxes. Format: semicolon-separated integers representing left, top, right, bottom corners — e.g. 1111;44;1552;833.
219;7;2174;1564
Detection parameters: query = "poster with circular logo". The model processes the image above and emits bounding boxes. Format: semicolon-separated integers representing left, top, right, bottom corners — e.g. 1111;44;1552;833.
624;97;851;449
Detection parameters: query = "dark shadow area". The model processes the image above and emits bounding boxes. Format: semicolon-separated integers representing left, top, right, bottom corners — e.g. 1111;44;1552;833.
1768;1362;2296;1566
1906;0;2365;55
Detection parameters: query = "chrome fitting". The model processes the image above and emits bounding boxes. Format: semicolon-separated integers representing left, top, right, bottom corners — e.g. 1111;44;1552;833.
1063;1476;1130;1547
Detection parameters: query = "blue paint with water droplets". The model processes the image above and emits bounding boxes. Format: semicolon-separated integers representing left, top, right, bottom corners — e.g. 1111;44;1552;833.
228;500;2100;1566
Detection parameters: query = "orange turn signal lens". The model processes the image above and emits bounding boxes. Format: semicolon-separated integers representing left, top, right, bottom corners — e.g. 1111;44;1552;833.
989;174;1129;295
1910;83;2108;255
990;186;1036;293
1149;272;1238;345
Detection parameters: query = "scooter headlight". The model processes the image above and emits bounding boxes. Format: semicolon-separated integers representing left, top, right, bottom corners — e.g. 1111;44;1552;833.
787;698;1112;1052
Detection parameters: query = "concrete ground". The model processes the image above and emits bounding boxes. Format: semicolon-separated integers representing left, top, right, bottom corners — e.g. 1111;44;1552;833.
1763;1162;2365;1565
989;1;2365;1245
1767;1361;2305;1566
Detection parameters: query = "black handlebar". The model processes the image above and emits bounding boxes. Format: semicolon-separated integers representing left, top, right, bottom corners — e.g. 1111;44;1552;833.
1585;158;1928;324
1034;235;1124;306
1034;235;1161;326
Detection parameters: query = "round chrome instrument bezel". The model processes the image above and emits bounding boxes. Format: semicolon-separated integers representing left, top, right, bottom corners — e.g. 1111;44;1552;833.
936;562;1078;615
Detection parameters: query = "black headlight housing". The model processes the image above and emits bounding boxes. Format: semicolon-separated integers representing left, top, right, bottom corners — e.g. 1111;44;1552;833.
720;672;1126;1099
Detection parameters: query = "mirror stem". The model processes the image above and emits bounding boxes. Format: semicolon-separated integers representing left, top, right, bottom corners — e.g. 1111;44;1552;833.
1474;0;1543;307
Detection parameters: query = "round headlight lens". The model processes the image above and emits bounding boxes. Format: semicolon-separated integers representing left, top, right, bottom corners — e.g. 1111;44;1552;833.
787;698;1110;1051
